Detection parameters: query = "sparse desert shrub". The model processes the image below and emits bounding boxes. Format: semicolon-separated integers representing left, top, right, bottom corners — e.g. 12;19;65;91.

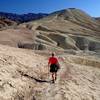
38;43;46;50
17;42;24;48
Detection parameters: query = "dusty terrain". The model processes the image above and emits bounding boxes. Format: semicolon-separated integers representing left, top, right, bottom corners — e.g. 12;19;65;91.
0;28;34;47
0;44;100;100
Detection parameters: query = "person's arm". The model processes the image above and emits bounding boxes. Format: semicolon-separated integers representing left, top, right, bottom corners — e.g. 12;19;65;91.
57;62;60;69
56;58;60;69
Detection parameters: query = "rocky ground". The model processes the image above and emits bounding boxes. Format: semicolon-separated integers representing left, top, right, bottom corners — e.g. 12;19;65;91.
0;44;100;100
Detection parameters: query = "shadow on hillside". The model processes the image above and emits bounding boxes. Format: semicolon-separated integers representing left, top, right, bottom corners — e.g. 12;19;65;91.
18;71;51;83
33;77;51;83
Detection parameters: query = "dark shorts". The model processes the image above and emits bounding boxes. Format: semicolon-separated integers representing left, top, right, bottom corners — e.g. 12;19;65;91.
50;64;59;73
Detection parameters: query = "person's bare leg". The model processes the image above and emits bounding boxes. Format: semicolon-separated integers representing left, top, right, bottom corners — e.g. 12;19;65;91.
52;73;55;83
52;73;54;80
55;72;57;80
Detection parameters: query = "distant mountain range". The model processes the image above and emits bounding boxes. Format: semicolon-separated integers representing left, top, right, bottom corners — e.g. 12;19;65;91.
0;11;99;24
0;12;48;23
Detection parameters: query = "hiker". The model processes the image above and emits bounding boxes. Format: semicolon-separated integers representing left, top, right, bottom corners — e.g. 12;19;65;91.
48;53;60;83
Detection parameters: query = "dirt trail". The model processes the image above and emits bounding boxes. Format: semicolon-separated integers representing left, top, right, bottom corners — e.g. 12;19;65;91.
34;56;72;100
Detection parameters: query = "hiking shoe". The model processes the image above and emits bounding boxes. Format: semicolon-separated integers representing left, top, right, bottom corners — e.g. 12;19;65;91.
52;80;55;83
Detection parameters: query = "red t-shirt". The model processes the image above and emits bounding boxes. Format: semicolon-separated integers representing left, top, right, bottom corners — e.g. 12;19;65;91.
48;57;58;64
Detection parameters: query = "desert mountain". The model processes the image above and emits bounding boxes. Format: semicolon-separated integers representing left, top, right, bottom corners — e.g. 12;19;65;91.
22;8;100;53
0;8;100;54
0;12;48;23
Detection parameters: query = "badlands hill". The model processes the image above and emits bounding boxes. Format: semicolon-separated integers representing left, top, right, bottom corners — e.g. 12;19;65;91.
0;44;100;100
0;8;100;54
26;8;100;52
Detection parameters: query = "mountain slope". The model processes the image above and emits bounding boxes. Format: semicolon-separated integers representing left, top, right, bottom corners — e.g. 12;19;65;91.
95;17;100;24
0;17;16;29
0;28;35;47
0;8;100;54
0;44;100;100
24;8;100;52
52;8;99;30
